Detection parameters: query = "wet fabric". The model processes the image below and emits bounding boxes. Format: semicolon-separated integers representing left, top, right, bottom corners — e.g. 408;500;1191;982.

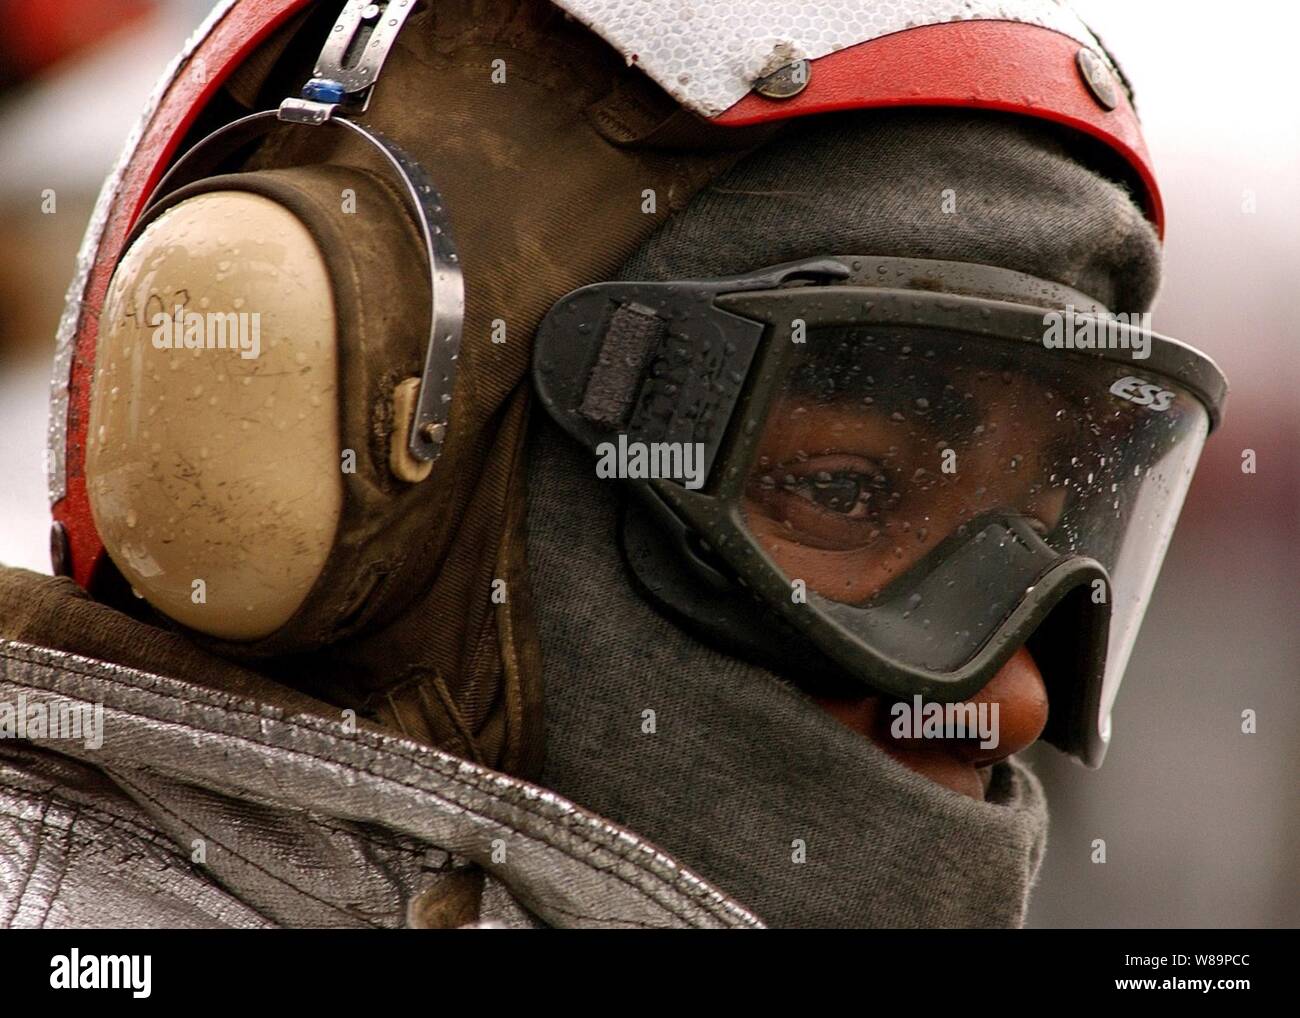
531;108;1161;927
616;107;1161;310
530;422;1049;927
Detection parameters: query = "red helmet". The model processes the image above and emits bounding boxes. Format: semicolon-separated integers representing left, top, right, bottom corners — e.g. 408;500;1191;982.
50;0;1161;591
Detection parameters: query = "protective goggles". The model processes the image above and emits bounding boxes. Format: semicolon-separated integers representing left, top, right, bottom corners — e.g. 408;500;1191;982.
533;256;1227;766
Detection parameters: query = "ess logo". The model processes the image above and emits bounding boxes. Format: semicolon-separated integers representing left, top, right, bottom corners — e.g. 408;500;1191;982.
1109;376;1174;412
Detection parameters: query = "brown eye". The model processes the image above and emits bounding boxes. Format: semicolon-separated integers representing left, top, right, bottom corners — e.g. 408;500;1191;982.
786;470;878;518
745;453;894;551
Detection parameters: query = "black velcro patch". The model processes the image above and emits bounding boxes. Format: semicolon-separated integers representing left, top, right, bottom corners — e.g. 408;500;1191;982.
578;302;665;430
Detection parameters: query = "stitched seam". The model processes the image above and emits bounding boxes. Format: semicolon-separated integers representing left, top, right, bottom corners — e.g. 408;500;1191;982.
106;767;387;929
3;787;49;927
0;809;261;923
0;771;210;848
0;648;756;926
117;758;703;929
35;800;77;928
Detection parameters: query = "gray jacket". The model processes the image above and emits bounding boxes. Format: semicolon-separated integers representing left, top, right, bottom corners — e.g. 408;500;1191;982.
0;638;761;929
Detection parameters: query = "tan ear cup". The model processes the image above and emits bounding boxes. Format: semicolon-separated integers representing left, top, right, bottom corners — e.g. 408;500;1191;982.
87;190;342;640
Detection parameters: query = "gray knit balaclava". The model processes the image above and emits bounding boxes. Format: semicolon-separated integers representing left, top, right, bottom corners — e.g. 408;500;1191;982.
527;109;1161;928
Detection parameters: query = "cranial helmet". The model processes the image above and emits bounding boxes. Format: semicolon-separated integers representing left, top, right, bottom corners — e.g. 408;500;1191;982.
50;0;1224;774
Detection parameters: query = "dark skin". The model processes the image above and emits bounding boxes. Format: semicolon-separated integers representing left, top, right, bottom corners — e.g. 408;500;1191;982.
812;648;1048;800
743;366;1070;799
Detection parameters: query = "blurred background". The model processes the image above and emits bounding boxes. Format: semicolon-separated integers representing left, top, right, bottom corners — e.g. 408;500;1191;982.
0;1;1295;926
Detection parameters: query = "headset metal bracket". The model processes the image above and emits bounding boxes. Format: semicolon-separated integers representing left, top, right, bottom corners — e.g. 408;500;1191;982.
280;0;419;120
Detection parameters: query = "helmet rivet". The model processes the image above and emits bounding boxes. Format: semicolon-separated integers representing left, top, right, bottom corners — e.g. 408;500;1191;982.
754;59;811;100
1076;48;1118;111
419;421;446;445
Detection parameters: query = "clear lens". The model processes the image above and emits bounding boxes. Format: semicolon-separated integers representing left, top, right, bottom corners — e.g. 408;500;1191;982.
740;325;1209;698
